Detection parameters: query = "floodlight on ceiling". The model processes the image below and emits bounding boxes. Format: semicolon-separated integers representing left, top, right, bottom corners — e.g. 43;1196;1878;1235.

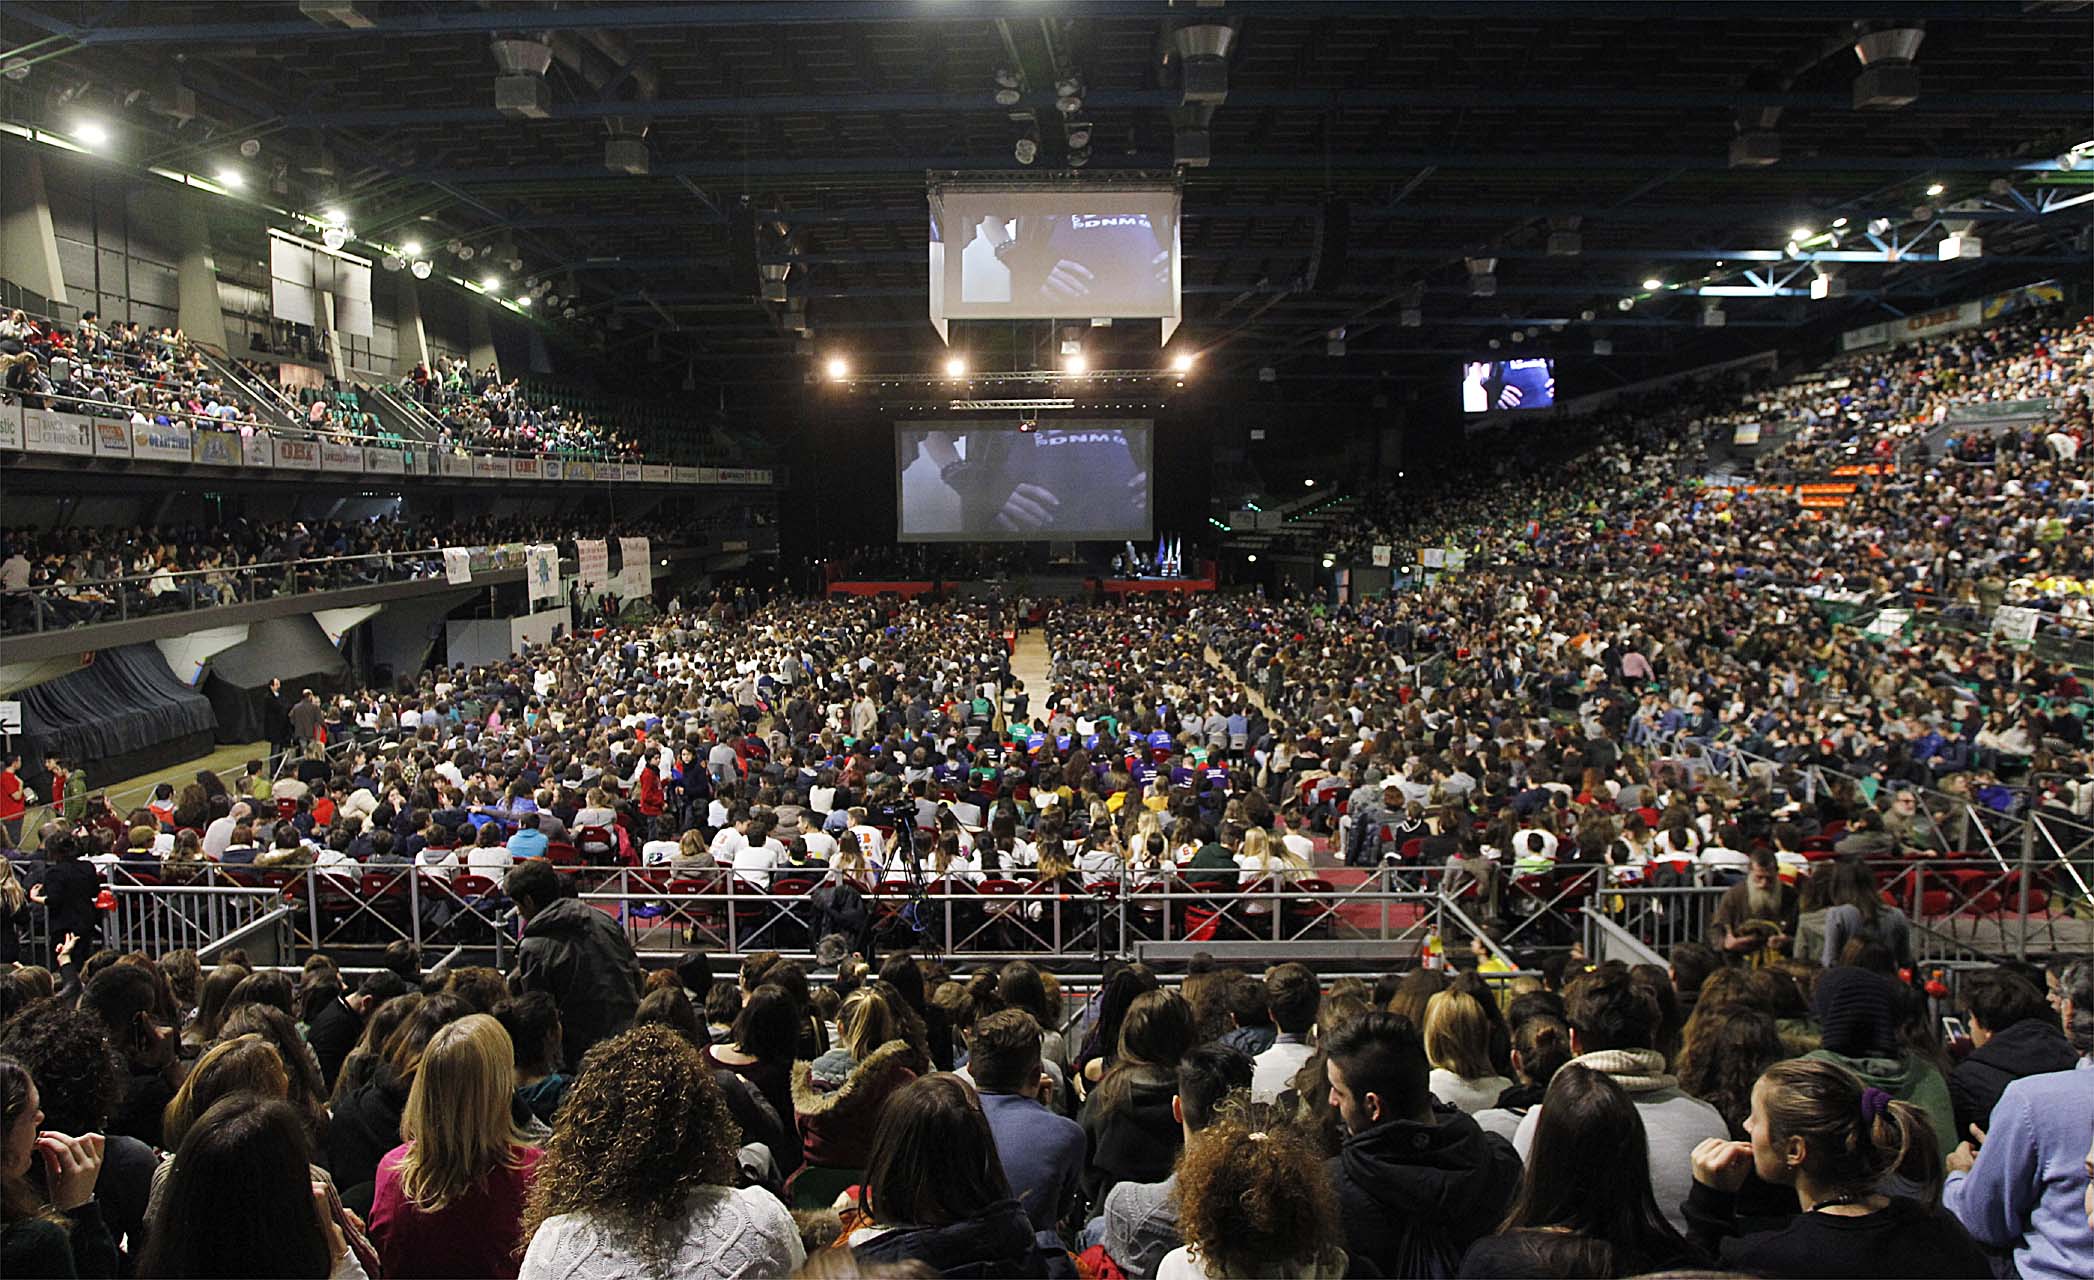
825;356;849;381
215;167;244;189
1066;125;1092;148
1014;136;1038;165
1068;147;1091;168
994;87;1022;107
239;138;261;158
1642;277;1663;290
410;260;433;279
481;274;501;292
381;255;403;272
944;356;967;378
401;239;423;257
321;225;350;250
1925;181;1946;197
73;119;109;147
995;67;1020;89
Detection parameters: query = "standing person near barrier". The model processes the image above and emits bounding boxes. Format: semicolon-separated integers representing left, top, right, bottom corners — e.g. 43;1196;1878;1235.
505;859;642;1072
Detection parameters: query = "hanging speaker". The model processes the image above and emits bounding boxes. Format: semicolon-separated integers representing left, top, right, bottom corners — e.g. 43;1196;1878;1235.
728;203;759;297
1306;198;1350;294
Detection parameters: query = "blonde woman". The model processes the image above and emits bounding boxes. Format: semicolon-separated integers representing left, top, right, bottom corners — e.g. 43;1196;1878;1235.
0;857;27;965
828;832;876;890
1421;989;1514;1114
371;1014;542;1279
1235;827;1309;887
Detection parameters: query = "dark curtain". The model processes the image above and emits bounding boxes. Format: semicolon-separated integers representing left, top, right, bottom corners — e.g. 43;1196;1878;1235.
17;646;218;785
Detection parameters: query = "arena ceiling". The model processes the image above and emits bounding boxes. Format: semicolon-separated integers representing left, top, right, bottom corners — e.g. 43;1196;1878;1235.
2;0;2091;390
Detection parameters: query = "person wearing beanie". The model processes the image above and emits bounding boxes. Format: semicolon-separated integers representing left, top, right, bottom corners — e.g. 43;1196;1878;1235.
1803;966;1957;1160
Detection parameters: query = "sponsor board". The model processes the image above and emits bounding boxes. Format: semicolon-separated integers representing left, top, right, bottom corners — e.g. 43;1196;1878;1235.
471;456;509;480
320;441;363;472
363;447;406;475
23;410;96;456
92;420;132;458
275;439;322;470
191;430;243;466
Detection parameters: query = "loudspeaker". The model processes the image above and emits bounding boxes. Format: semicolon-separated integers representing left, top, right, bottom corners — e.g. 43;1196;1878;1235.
728;203;759;298
1306;198;1349;294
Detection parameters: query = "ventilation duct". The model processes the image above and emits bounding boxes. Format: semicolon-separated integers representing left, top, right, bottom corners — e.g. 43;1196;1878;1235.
492;36;553;118
1174;24;1236;105
1852;23;1923;109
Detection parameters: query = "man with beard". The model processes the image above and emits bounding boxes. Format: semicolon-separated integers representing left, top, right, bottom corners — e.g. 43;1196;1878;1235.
1704;847;1798;964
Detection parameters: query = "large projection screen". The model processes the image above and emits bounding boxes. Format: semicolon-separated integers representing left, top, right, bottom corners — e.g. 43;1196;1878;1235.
929;184;1181;323
897;421;1153;542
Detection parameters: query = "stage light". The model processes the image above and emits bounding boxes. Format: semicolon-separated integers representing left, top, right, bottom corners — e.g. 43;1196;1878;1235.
1791;226;1812;240
1321;557;1335;569
1246;554;1258;563
73;119;109;147
410;260;433;280
1618;297;1635;311
1014;136;1038;165
215;167;244;189
1064;353;1087;374
1832;216;1849;228
1171;352;1196;373
825;356;849;380
515;295;532;307
1304;478;1316;488
1641;277;1662;291
1925;181;1945;197
323;207;348;226
321;225;349;250
381;256;403;272
401;239;423;257
944;356;967;377
481;275;501;292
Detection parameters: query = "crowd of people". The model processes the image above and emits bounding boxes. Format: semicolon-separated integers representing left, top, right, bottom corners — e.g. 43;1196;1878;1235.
1;309;268;435
401;359;639;461
0;898;2086;1278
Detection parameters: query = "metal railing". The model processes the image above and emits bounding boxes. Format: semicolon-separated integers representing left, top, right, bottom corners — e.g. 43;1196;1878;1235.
0;547;451;635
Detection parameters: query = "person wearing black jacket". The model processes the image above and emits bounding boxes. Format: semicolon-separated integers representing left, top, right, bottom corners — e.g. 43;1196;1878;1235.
1686;1056;1989;1279
1325;1012;1523;1277
27;833;99;968
1948;967;2078;1136
507;858;643;1072
304;970;409;1094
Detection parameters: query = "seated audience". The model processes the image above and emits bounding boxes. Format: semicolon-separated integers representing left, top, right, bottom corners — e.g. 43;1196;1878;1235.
1159;1114;1347;1278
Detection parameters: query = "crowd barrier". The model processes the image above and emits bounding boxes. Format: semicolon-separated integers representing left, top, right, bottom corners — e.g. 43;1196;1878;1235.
30;844;2085;973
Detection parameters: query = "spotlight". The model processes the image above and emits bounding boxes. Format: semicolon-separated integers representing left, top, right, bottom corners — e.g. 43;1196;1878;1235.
1618;297;1635;311
1055;77;1082;98
994;87;1022;107
481;275;501;291
239;138;261;158
381;255;404;272
457;245;476;260
1304;478;1316;488
401;239;423;257
1066;126;1092;148
944;356;967;378
825;356;849;380
1014;136;1038;165
323;207;348;226
994;67;1020;88
1790;226;1813;240
1246;554;1258;563
73;119;109;147
1171;352;1196;373
1832;216;1849;228
515;295;532;307
410;260;433;279
1321;557;1335;569
215;167;244;189
321;225;350;250
1867;216;1894;236
1064;353;1087;374
1641;277;1662;290
1925;181;1945;197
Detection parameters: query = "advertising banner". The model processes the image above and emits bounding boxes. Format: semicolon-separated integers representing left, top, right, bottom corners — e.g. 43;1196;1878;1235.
1371;545;1392;568
1992;605;2040;649
642;464;673;484
91;420;132;458
672;466;700;484
243;435;275;468
362;447;406;475
191;430;242;466
440;454;475;478
320;441;363;472
0;405;20;451
275;438;321;470
541;459;564;482
525;543;561;609
1945;398;2055;429
23;410;95;456
510;457;540;481
472;456;509;480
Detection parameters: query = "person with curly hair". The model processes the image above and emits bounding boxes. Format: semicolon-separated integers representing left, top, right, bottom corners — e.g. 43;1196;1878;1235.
0;1000;155;1264
1156;1115;1347;1278
1;1055;115;1280
517;1025;802;1280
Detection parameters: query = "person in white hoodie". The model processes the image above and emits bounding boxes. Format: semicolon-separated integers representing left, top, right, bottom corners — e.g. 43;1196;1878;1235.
1513;964;1727;1233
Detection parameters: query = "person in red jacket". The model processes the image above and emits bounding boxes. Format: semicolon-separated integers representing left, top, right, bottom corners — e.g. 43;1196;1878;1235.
635;759;666;839
0;753;26;848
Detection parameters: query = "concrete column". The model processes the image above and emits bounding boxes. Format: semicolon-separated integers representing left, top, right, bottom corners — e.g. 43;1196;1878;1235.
0;148;69;306
394;278;431;371
174;200;230;355
467;305;499;379
318;291;348;383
